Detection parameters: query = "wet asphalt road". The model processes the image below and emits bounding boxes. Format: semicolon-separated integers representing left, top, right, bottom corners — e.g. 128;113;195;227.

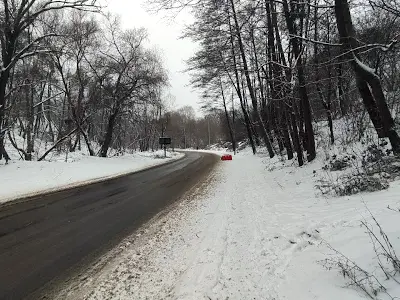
0;152;218;300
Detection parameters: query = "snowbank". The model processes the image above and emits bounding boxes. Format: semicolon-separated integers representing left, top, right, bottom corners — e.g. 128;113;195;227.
0;150;184;204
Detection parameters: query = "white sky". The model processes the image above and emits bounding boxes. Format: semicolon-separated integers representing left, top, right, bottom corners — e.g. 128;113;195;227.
102;0;202;115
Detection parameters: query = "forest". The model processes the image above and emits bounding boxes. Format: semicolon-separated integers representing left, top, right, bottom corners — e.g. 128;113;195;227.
150;0;400;166
0;0;169;162
1;0;400;165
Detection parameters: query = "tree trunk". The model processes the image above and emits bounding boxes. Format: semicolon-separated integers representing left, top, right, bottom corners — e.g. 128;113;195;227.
282;0;316;161
328;111;334;145
334;0;400;154
289;104;304;166
25;82;35;161
231;93;237;154
337;63;347;116
0;70;11;163
100;109;119;158
227;15;257;154
356;77;384;135
282;105;294;160
250;28;266;111
221;81;236;154
0;128;10;163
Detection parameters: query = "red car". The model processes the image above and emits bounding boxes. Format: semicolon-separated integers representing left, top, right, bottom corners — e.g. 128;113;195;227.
221;154;233;161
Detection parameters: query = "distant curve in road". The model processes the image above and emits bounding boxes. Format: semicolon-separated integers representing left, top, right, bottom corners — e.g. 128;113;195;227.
0;151;218;300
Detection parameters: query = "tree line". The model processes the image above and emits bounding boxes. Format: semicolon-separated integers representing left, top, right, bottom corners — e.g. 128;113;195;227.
150;0;400;165
0;0;171;163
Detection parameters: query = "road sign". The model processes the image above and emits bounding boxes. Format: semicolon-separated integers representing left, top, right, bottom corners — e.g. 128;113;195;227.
159;137;172;158
159;137;171;145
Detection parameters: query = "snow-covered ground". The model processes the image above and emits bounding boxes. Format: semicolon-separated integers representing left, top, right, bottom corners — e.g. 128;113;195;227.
54;146;400;300
0;149;183;204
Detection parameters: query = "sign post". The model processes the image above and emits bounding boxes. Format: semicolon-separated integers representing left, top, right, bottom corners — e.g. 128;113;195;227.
159;137;172;158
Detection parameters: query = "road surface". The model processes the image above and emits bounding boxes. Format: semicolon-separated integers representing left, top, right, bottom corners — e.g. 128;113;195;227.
0;152;218;300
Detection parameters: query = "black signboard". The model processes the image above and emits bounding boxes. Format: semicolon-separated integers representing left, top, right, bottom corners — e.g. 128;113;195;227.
159;137;172;145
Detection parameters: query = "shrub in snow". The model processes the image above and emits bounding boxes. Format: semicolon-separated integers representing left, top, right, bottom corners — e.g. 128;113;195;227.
317;173;389;196
359;143;400;180
323;154;352;171
364;156;400;179
321;211;400;300
361;218;400;280
318;143;400;196
362;144;387;166
333;174;389;196
321;250;388;299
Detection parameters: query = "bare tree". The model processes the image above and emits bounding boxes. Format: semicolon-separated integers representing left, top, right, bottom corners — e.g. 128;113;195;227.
87;17;167;157
0;0;99;162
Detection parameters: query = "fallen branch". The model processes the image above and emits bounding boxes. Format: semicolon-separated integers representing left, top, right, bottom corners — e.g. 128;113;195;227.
38;116;89;161
7;130;26;160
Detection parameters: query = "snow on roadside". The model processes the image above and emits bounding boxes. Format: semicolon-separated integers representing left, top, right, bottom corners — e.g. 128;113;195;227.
0;150;184;204
54;148;400;300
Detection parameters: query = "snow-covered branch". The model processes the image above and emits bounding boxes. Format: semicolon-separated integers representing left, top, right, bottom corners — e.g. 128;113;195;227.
3;33;58;73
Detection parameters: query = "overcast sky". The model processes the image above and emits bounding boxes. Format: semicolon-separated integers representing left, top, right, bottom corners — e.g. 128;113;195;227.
102;0;202;115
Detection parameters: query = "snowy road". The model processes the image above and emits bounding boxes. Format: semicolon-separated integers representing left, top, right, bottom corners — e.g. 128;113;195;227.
0;152;218;300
